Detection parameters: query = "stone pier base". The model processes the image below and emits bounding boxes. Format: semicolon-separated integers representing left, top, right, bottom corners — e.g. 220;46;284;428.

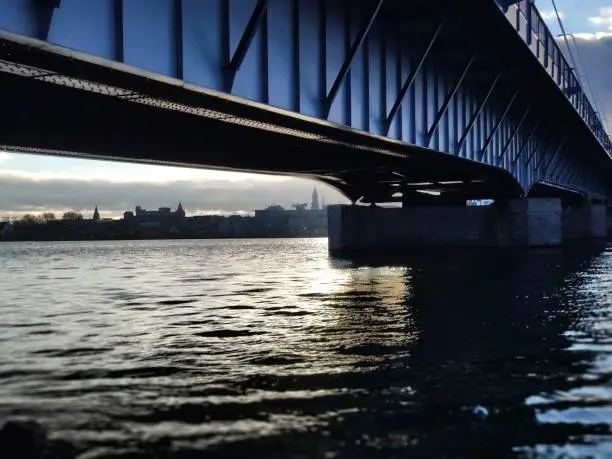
563;204;607;240
328;198;564;252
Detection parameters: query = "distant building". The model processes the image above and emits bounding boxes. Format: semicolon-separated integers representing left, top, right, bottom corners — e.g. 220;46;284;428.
219;215;255;238
175;202;186;219
311;188;320;210
126;203;186;221
116;203;188;238
254;201;327;237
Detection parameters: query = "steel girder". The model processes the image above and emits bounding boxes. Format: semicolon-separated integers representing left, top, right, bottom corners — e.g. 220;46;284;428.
0;0;610;202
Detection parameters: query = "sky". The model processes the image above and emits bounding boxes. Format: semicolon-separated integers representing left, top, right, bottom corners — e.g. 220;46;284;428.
537;1;612;128
1;0;612;219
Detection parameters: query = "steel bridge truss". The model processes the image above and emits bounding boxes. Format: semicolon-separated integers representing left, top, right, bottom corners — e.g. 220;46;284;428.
0;0;610;203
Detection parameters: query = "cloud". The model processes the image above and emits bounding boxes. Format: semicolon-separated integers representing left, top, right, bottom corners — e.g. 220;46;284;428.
0;171;346;219
588;7;612;31
0;151;286;184
570;32;612;40
539;9;565;21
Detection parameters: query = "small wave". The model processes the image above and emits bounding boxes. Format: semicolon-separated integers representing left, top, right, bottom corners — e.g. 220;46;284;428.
31;347;113;358
336;343;399;356
171;319;216;327
182;276;223;283
156;299;199;306
270;310;311;317
238;288;273;294
331;292;381;301
162;311;201;319
297;292;329;298
249;355;305;365
194;329;264;338
56;365;183;380
0;369;49;378
26;329;56;336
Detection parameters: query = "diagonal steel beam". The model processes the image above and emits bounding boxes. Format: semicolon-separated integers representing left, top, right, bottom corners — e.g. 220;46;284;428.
224;0;270;91
528;132;557;168
457;74;500;156
384;22;444;134
568;170;579;187
530;141;554;172
553;157;571;181
512;122;541;164
32;0;61;41
426;55;474;147
563;168;575;186
540;136;567;174
576;172;587;189
523;136;546;167
496;107;532;167
481;90;518;158
566;168;579;186
323;0;385;117
533;146;549;170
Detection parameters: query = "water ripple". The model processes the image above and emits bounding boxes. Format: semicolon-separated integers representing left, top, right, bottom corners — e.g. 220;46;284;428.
0;239;611;458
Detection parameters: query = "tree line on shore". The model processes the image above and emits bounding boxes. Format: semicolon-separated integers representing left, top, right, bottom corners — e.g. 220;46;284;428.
4;212;84;225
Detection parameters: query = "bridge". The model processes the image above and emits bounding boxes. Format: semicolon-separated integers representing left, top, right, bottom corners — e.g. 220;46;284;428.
1;0;610;251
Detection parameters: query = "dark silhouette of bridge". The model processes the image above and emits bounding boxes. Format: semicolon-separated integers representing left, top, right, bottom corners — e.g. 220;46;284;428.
1;0;610;249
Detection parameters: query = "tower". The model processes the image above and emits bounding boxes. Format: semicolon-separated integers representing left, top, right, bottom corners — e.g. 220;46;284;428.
92;206;100;221
311;188;320;210
175;202;186;218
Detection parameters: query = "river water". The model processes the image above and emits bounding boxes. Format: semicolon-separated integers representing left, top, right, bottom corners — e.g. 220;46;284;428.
0;239;611;458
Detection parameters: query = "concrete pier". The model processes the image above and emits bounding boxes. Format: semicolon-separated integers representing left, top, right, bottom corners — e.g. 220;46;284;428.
329;199;609;253
328;198;564;252
563;203;607;241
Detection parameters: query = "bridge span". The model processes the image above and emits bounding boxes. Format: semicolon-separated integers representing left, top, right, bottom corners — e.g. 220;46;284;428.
1;0;611;250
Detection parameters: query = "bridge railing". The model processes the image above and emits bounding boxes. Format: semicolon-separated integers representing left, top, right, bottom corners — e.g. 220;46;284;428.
497;0;612;156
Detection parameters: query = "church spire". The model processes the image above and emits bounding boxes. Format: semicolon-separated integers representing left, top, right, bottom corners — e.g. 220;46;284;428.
311;188;320;210
92;206;100;221
175;202;185;218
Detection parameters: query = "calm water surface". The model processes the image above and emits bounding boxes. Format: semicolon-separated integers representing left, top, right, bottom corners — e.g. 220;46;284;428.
1;239;612;458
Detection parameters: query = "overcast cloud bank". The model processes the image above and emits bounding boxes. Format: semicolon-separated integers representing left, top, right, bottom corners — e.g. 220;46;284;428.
0;171;345;219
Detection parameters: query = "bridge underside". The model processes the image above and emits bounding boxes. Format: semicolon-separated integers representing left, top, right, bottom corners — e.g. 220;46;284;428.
0;35;523;204
1;0;611;203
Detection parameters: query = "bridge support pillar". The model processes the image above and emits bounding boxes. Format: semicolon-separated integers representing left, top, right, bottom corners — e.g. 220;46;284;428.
496;198;562;247
563;203;607;241
327;198;563;253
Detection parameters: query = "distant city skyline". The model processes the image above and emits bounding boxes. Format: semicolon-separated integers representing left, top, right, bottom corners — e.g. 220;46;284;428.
2;193;330;241
0;180;340;221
